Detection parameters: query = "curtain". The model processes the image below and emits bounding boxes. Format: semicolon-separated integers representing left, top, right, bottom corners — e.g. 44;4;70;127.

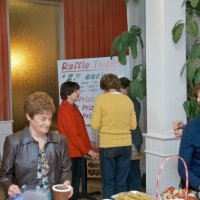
0;0;10;120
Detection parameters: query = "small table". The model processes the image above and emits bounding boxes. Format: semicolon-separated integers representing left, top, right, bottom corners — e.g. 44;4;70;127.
78;156;101;200
131;152;145;160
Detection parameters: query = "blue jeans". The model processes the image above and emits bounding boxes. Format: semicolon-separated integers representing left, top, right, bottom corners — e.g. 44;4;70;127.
126;160;141;191
99;146;131;199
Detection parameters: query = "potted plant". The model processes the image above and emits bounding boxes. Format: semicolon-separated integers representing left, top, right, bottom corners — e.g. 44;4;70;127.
172;0;200;120
111;25;146;100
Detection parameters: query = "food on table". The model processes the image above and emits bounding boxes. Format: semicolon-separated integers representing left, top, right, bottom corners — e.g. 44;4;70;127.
114;192;155;200
162;187;197;200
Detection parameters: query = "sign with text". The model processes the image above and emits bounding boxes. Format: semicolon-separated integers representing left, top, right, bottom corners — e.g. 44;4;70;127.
57;56;130;125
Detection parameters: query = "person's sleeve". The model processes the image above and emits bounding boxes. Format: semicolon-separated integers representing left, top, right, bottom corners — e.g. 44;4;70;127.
0;136;16;193
59;108;91;155
90;97;101;130
59;136;72;183
178;125;200;191
130;102;137;131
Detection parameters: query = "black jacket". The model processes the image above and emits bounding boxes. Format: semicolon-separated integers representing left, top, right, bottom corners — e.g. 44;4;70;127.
0;127;72;193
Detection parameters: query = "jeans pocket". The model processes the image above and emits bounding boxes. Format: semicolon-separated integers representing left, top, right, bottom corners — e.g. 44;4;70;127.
118;146;132;156
101;148;115;158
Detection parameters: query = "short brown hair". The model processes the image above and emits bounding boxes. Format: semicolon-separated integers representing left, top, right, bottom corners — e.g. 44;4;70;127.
100;73;121;92
24;92;55;118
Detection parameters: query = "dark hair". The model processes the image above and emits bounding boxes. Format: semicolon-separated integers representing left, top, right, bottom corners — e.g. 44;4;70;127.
100;73;121;92
60;81;80;100
119;77;131;89
24;91;55;119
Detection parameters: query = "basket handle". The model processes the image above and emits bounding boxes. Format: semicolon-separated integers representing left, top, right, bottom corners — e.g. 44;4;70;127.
156;156;188;200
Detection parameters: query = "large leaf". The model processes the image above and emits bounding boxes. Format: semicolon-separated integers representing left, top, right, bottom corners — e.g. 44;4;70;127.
138;35;144;49
127;80;146;100
187;19;199;37
129;34;137;47
183;100;200;119
132;65;141;79
118;51;127;65
190;0;200;8
141;69;146;82
130;43;138;59
194;69;200;84
180;60;189;76
191;43;200;58
182;0;187;7
187;59;197;80
130;25;141;36
111;36;120;56
132;0;139;3
121;32;130;42
127;80;140;99
137;81;145;100
172;21;185;43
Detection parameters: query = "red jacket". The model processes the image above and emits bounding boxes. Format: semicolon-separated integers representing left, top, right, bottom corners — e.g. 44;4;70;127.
57;100;92;158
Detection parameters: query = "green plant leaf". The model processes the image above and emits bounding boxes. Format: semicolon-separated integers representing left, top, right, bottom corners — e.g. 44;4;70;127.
127;79;146;100
187;19;199;37
137;82;145;99
191;43;200;58
182;0;188;7
111;36;120;56
129;34;137;47
187;59;197;80
132;0;139;3
138;35;144;49
183;100;200;119
190;0;200;8
132;65;141;79
130;25;141;36
141;80;146;97
172;21;184;43
141;69;146;82
130;43;138;59
180;60;189;76
194;69;200;84
121;31;130;42
183;101;191;118
118;51;127;65
127;80;140;99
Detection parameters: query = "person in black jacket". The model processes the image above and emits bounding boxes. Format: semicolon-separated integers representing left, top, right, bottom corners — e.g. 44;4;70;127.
0;92;73;200
120;77;143;191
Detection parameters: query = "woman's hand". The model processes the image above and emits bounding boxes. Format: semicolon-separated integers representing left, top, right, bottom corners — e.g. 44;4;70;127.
88;150;99;160
173;120;184;131
63;180;73;198
8;184;21;199
174;129;183;138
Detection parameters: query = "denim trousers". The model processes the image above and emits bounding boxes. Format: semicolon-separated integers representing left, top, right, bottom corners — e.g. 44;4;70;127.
126;160;141;191
99;146;132;199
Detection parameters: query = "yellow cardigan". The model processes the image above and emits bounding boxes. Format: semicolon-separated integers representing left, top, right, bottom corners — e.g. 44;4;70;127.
90;93;136;148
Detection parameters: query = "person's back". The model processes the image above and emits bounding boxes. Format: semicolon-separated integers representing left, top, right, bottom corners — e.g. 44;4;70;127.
91;92;135;148
90;74;136;199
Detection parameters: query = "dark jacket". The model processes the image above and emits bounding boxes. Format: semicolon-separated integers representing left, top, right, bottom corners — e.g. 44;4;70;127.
131;98;143;151
0;127;72;193
178;115;200;191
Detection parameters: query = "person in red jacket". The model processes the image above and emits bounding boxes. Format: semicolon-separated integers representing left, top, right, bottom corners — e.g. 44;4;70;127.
57;81;98;200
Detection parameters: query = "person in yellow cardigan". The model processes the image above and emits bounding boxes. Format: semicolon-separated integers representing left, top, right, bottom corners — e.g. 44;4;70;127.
90;73;136;199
